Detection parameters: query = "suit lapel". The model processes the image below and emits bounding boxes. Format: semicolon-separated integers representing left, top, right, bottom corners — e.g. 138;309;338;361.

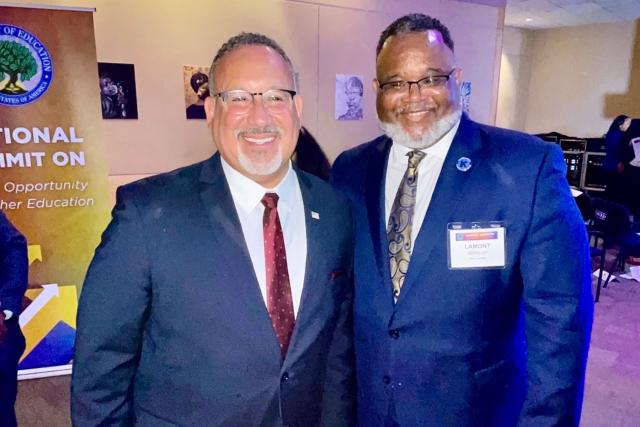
284;171;326;366
198;154;282;361
365;136;395;304
394;115;485;309
295;172;321;318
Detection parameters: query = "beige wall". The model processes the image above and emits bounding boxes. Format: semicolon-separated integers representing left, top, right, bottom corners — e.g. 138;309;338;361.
7;0;504;175
498;20;640;137
496;26;533;131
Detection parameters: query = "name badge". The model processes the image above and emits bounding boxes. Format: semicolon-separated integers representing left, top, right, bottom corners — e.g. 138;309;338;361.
447;222;506;269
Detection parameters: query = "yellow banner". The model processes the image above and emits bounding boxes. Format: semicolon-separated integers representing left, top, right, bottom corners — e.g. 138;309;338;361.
0;6;109;377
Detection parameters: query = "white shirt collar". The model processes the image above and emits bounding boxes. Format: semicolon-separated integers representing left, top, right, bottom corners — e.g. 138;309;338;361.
220;157;296;215
389;118;461;164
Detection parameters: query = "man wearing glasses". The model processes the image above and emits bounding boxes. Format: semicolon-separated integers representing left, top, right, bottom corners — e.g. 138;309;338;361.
72;33;355;426
331;14;593;426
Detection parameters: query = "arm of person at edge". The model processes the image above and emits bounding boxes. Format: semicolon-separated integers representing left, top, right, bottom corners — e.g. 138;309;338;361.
320;208;357;426
0;211;28;343
71;187;151;426
518;144;594;426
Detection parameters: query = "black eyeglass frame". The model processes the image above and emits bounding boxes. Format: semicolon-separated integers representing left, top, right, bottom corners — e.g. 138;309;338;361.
378;70;456;93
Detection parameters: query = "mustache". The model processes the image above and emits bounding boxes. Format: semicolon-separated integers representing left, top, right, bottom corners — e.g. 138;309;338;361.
235;126;282;139
393;103;433;114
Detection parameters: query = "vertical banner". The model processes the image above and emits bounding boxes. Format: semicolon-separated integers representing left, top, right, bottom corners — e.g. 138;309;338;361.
0;5;110;379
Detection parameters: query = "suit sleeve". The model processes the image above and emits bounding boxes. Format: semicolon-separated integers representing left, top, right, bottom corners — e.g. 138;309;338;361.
518;145;594;426
71;187;152;427
0;211;28;315
320;207;357;427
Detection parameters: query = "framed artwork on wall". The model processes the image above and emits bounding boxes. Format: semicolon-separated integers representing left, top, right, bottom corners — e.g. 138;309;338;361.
335;74;363;121
97;62;139;119
183;65;210;120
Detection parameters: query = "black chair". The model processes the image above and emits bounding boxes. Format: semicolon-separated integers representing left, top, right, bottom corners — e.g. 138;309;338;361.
604;220;640;288
590;198;640;294
577;193;605;302
575;191;594;222
589;228;607;303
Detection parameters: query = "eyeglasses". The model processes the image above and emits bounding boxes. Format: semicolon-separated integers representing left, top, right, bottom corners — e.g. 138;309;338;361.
213;89;296;113
378;70;455;95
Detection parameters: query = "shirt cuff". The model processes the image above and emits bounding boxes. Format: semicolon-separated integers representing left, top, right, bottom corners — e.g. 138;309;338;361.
2;310;13;320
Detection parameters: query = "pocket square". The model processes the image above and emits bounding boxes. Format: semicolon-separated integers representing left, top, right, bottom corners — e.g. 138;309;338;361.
330;270;345;280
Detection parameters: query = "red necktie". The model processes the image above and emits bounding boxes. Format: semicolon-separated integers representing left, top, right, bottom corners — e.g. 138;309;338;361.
261;193;295;357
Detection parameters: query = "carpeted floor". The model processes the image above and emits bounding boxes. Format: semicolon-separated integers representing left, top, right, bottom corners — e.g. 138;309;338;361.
16;374;70;426
581;272;640;426
15;270;640;426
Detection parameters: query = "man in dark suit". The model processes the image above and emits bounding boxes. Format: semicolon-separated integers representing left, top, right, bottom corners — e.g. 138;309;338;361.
331;14;593;426
72;32;355;426
0;211;28;427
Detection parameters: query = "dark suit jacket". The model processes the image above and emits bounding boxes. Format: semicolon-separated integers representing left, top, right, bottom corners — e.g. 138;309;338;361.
0;210;27;427
0;211;27;316
331;115;593;427
71;154;356;427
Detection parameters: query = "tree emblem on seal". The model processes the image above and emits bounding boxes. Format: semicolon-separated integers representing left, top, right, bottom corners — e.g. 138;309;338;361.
0;40;38;94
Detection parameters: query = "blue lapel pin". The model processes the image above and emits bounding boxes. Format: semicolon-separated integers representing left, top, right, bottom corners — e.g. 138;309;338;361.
456;157;472;172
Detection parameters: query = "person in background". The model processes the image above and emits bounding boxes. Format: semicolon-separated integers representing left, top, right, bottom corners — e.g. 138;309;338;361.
292;126;331;181
331;13;593;426
0;211;28;427
603;114;629;204
618;117;640;216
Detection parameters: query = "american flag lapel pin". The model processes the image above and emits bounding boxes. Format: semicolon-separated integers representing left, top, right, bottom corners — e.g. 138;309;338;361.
311;211;320;220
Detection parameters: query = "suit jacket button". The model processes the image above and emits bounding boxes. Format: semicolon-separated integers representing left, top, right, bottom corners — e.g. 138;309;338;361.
281;372;289;383
389;329;400;339
382;375;391;384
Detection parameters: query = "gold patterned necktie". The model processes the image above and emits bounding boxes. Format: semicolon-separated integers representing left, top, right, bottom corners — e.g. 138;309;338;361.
387;150;426;302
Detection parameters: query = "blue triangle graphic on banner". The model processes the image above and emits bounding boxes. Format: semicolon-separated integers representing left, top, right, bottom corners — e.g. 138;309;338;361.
18;321;76;370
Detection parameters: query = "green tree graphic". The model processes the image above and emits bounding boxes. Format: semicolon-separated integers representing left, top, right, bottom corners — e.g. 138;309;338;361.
0;40;38;95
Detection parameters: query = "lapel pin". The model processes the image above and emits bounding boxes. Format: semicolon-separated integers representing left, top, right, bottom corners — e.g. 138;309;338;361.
311;211;320;220
456;157;472;172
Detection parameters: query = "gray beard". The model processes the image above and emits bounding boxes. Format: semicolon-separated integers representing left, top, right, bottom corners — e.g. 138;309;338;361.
379;109;462;149
238;149;283;177
235;125;284;177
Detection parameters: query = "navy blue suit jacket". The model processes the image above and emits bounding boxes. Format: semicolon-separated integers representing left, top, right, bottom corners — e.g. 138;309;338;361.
331;116;593;426
0;211;27;316
71;154;356;426
0;211;27;427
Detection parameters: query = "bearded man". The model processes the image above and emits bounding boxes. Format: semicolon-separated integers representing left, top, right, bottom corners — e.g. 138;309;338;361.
72;32;355;427
331;13;593;427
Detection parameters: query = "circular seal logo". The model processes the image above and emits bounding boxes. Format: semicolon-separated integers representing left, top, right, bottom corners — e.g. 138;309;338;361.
0;24;53;106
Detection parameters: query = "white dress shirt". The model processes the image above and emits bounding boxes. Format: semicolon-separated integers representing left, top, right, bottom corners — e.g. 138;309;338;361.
384;119;461;242
221;158;307;317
